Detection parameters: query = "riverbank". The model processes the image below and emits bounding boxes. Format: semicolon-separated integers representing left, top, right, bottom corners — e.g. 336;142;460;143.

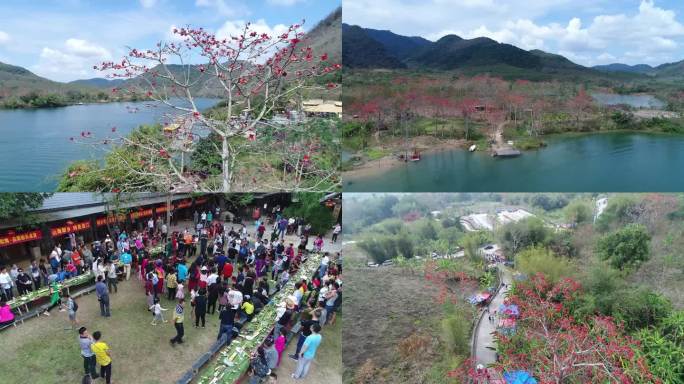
0;97;153;110
343;135;469;177
345;125;684;180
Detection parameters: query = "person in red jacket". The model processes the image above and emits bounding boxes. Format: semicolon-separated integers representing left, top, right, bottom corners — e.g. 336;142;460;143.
221;262;233;282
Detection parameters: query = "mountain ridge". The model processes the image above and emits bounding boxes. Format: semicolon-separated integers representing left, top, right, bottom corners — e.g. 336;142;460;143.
343;24;684;80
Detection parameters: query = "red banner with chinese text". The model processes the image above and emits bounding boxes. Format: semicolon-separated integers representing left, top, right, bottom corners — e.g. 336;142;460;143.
0;230;43;248
51;221;91;237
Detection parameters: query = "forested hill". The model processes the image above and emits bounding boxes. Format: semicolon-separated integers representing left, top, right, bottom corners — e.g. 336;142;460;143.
341;24;684;81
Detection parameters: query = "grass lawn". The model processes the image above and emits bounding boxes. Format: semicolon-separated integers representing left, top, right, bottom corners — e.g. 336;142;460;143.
0;276;220;384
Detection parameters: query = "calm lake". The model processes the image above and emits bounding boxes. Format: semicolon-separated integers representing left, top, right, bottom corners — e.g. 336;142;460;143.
344;132;684;192
0;98;218;191
591;92;665;108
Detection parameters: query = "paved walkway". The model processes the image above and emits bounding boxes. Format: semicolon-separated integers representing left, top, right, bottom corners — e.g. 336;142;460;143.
474;265;513;366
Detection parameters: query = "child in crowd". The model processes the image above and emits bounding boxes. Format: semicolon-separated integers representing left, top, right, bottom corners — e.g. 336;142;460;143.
149;297;168;325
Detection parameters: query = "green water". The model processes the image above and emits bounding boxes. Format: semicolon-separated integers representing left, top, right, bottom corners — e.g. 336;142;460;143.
344;132;684;192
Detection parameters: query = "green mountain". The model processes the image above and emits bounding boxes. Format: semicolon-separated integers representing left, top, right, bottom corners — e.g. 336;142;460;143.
342;25;674;81
342;24;595;75
0;62;75;98
305;6;341;65
342;24;406;69
653;60;684;78
361;27;431;60
68;78;126;88
592;63;655;74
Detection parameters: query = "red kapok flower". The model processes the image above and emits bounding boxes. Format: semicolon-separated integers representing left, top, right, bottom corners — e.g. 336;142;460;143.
111;126;117;132
320;53;328;61
112;188;121;193
193;111;200;118
326;82;336;89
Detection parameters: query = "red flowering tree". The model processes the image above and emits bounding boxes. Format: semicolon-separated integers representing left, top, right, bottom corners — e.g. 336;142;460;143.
451;274;660;383
567;88;594;129
459;98;480;141
74;21;339;192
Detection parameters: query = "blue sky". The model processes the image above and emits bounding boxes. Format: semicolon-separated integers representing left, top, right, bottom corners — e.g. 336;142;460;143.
344;0;684;67
0;0;340;81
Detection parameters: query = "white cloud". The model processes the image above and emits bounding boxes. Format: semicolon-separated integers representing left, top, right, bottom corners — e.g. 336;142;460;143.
195;0;250;17
216;19;290;63
216;18;289;41
140;0;158;8
0;30;9;45
65;38;111;58
596;52;616;63
267;0;305;5
32;39;111;81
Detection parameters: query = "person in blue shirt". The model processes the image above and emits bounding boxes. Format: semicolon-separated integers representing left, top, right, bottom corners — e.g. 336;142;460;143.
120;251;132;280
177;262;188;283
215;253;228;272
292;323;322;379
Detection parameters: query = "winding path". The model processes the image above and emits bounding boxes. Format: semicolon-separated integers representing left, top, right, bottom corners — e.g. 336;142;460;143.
473;265;514;366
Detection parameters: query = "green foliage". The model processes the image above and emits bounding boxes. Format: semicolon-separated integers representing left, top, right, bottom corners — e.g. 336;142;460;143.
563;199;592;224
343;195;399;234
392;195;430;217
0;193;50;223
546;230;578;258
370;218;405;235
515;246;574;283
611;110;635;128
572;264;672;331
459;231;492;263
58;125;169;192
643;117;684;134
596;223;651;270
416;219;438;241
282;193;335;235
595;195;640;231
612;288;672;331
357;231;413;263
529;194;569;211
497;217;549;254
191;132;223;176
635;328;684;384
440;304;470;355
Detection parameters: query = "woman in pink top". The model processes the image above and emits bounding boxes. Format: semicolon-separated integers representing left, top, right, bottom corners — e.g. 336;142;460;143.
0;300;15;326
274;327;287;366
314;235;324;252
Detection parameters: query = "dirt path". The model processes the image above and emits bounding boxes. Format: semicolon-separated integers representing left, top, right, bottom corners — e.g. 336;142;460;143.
474;265;512;366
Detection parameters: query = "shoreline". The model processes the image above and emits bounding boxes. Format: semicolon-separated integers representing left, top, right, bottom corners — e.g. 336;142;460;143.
343;136;469;178
343;129;684;180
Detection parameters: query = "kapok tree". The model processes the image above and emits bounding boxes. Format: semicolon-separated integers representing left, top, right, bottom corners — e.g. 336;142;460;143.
566;88;594;129
450;274;661;383
458;98;479;141
79;22;339;192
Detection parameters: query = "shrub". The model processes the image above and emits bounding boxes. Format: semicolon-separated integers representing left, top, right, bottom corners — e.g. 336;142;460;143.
595;223;650;270
515;246;574;283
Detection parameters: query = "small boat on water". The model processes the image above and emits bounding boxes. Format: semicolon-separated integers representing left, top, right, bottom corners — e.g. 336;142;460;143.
410;149;421;161
469;144;477;152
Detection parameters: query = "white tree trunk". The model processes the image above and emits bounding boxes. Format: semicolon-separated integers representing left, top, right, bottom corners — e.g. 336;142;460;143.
221;135;231;192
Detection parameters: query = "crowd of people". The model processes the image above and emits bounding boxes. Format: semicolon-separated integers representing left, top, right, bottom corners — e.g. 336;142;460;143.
0;202;343;384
